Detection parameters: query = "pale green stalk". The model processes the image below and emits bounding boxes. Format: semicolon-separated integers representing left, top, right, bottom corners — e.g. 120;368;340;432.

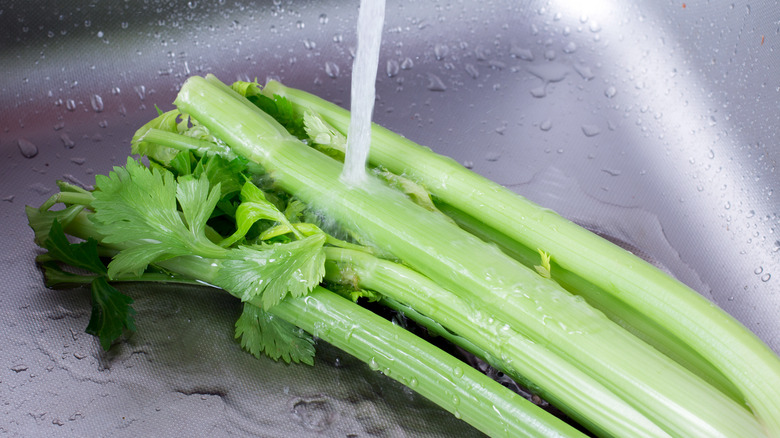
262;80;780;435
174;75;765;437
323;247;670;438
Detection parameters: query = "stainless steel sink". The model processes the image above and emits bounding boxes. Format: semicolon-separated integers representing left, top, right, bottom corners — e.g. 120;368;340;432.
2;1;777;436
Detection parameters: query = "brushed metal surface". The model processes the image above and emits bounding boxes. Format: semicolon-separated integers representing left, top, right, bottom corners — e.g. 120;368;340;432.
2;1;778;436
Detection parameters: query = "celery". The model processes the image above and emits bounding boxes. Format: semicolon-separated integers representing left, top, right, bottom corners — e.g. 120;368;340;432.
174;76;766;437
262;79;780;435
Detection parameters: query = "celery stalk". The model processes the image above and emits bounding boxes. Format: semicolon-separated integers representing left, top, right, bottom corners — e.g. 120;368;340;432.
261;80;780;435
174;76;765;437
323;247;670;438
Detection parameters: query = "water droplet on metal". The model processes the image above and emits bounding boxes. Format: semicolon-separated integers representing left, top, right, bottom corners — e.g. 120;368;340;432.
426;73;447;91
540;119;552;131
530;85;547;98
510;45;534;61
60;133;75;149
386;59;400;77
761;273;771;282
581;124;601;137
400;57;414;70
134;85;146;101
434;43;449;60
465;63;479;79
544;49;556;60
324;61;340;78
605;86;617;98
303;39;316;50
573;63;594;80
53;122;65;131
563;41;577;54
90;94;104;113
755;266;764;275
17;138;39;158
589;21;602;32
485;151;501;162
65;99;77;111
319;13;329;24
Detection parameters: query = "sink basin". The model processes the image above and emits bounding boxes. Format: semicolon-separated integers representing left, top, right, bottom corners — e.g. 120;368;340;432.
2;1;777;436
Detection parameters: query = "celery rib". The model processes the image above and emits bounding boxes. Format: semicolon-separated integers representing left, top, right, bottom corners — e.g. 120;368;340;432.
262;79;780;436
175;76;766;437
323;247;670;438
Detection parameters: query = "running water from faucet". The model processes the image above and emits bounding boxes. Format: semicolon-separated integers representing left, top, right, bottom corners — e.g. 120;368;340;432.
340;0;386;184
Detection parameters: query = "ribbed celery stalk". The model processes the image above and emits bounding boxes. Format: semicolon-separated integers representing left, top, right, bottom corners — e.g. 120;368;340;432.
52;209;586;438
269;287;585;438
174;75;765;437
261;80;780;435
323;247;670;438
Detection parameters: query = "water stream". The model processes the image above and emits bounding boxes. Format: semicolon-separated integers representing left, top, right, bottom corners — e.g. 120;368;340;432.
340;0;386;184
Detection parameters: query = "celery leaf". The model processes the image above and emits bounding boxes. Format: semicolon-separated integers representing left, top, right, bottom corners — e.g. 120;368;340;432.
215;233;327;309
91;157;225;278
234;303;315;365
86;276;137;350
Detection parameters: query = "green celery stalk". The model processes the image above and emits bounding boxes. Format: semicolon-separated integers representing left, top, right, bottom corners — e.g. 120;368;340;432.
50;207;584;437
270;286;586;438
323;247;670;438
261;79;780;435
174;75;765;437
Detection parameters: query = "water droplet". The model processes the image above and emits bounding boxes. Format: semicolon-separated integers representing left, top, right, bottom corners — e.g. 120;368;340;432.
544;49;556;60
134;85;146;101
530;85;547;98
121;21;129;29
60;133;75;149
332;33;343;43
581;124;601;137
71;157;86;165
453;367;464;378
324;61;340;78
605;86;617;98
485;151;501;162
755;266;764;275
296;20;305;29
53;122;65;131
589;21;602;32
303;39;316;50
601;168;622;176
386;59;400;77
452;394;460;406
761;273;771;282
400;57;414;70
573;63;594;80
96;30;104;38
47;31;54;38
319;13;329;24
408;377;418;388
17;138;39;158
465;63;479;79
111;86;121;95
510;45;534;61
90;94;104;113
434;43;449;60
563;41;577;54
426;73;447;91
65;99;77;111
463;160;474;169
368;357;380;371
